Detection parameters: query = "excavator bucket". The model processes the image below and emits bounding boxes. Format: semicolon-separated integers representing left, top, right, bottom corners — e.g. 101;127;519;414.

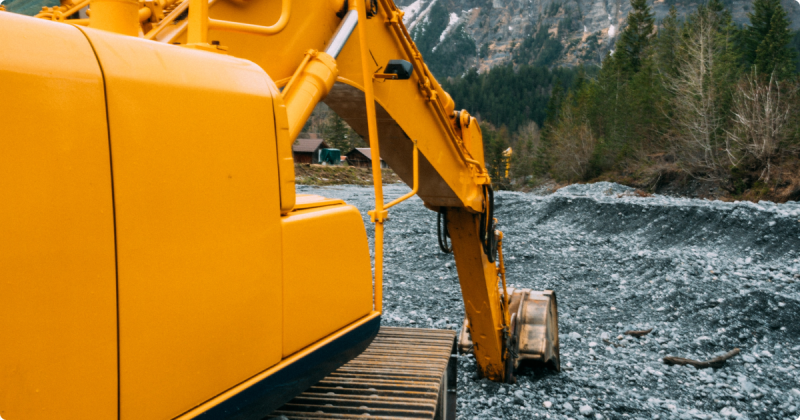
458;288;560;378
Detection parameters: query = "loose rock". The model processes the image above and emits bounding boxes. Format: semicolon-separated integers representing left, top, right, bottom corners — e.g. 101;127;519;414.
300;183;800;420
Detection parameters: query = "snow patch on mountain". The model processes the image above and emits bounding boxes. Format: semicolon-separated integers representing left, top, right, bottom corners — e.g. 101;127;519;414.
402;0;422;25
439;12;460;42
406;0;438;32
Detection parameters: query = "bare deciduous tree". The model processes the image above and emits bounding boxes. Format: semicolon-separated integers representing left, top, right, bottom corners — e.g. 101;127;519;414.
510;121;541;185
726;72;794;182
551;105;596;181
661;8;729;181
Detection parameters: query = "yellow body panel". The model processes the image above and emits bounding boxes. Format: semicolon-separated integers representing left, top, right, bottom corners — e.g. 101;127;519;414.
190;0;342;83
281;203;373;357
78;27;285;419
170;1;485;211
0;14;118;420
271;91;296;214
175;311;381;420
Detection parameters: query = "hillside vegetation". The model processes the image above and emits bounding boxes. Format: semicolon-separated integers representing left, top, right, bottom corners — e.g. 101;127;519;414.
462;0;800;202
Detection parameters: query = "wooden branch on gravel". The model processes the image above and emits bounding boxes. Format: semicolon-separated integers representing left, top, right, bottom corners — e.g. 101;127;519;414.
663;348;741;369
625;328;653;338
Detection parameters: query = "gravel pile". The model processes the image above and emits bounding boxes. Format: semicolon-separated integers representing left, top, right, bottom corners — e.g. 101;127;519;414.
297;182;800;420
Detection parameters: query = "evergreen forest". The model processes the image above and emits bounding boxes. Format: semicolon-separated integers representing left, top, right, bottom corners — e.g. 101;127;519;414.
464;0;800;201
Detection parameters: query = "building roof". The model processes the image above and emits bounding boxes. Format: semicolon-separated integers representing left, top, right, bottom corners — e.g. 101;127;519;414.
292;137;329;153
347;148;384;161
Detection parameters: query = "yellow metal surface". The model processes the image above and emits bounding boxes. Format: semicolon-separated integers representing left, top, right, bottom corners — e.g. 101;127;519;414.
161;0;487;211
446;208;506;381
78;27;285;419
282;50;339;142
497;232;511;327
459;111;486;169
281;203;373;356
175;311;382;420
270;87;297;214
208;0;290;36
384;140;419;210
330;0;488;210
89;0;140;35
143;0;190;40
35;0;88;21
0;14;118;420
0;0;545;410
26;0;489;211
294;194;345;210
186;0;209;44
353;0;387;317
502;147;512;178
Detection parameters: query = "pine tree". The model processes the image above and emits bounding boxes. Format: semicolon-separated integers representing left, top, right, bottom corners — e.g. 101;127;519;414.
744;0;773;66
322;114;350;152
615;0;655;74
756;8;796;78
537;81;565;173
656;7;681;77
710;0;742;122
789;30;800;72
744;0;797;78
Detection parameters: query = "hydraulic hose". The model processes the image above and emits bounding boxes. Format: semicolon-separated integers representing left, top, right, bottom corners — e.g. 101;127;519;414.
437;208;452;254
479;185;497;262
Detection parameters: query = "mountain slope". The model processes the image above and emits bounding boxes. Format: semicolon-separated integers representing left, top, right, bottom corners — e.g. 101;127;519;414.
400;0;800;76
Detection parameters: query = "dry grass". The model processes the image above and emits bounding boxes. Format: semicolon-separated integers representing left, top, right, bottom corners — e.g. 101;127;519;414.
294;164;401;186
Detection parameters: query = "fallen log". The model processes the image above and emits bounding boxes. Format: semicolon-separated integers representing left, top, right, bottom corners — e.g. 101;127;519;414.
663;348;741;369
625;328;653;338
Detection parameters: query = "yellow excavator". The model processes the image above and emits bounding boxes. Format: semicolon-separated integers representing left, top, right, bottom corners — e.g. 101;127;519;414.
0;1;559;418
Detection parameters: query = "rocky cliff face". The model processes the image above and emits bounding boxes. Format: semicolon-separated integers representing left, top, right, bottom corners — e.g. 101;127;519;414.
397;0;800;74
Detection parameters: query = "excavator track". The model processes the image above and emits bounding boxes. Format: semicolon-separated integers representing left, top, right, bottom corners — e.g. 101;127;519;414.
269;327;457;420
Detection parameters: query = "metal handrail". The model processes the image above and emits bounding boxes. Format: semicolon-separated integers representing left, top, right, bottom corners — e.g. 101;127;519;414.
383;140;419;210
35;0;88;21
187;0;289;45
144;0;190;40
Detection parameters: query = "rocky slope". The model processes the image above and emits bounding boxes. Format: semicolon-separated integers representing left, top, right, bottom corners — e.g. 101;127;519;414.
298;181;800;419
399;0;800;73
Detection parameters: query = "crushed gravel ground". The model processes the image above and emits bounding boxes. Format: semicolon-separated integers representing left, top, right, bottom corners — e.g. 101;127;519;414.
297;182;800;420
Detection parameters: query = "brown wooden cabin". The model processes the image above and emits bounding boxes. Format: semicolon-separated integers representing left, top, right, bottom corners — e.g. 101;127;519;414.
292;134;329;164
345;148;388;169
